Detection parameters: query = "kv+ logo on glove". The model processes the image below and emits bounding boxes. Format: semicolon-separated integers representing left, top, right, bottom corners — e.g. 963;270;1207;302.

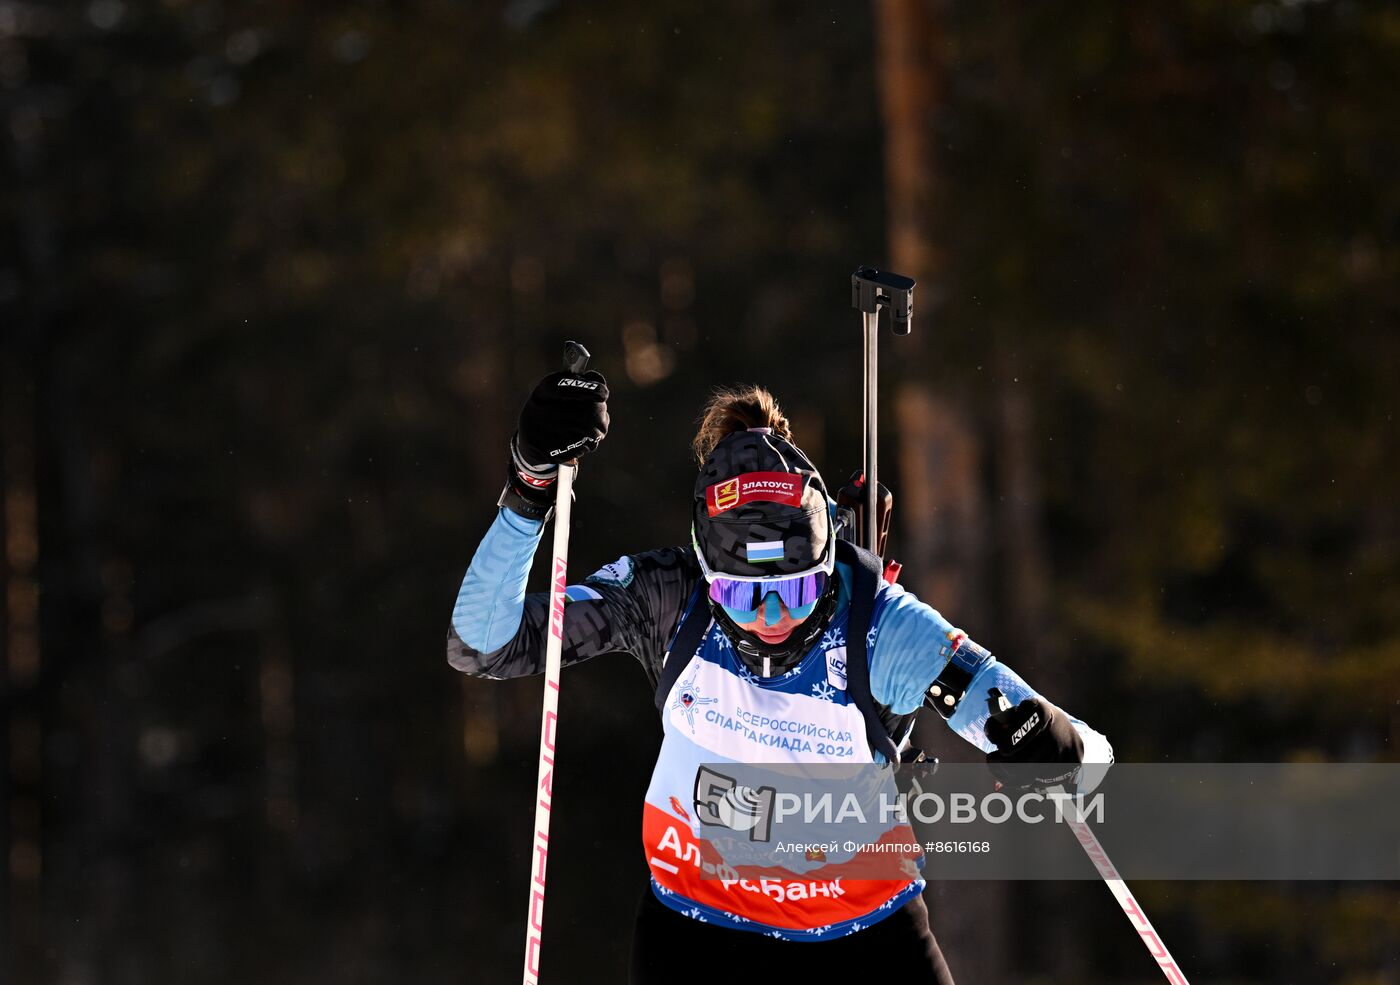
983;688;1084;792
516;370;611;468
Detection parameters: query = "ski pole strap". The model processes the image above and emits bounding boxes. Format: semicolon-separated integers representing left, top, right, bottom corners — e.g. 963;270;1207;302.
837;540;901;764
653;583;710;714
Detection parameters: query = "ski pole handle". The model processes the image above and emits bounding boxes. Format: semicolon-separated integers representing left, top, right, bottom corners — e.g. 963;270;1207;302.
562;340;590;377
520;341;589;985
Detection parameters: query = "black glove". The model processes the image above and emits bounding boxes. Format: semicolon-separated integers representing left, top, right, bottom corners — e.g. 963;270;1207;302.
499;370;609;521
516;370;610;468
984;690;1084;791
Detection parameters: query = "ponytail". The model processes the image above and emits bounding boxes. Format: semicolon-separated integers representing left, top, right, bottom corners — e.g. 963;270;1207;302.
691;385;794;465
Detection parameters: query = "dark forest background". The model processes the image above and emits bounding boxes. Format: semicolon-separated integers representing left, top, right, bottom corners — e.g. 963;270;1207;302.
2;1;1397;982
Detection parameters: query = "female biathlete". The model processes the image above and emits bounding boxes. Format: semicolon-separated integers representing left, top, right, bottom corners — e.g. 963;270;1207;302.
448;371;1112;983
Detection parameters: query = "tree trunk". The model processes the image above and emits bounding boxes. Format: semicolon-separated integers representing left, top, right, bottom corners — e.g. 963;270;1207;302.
993;368;1053;675
2;356;44;984
873;3;1008;982
874;0;942;288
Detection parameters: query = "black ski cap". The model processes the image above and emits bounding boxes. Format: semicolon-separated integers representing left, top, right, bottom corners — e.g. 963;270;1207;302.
691;429;831;577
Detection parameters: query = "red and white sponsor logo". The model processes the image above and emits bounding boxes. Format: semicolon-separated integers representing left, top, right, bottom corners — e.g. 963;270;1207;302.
516;467;554;489
706;472;804;517
550;558;568;639
524;684;558;983
641;801;918;931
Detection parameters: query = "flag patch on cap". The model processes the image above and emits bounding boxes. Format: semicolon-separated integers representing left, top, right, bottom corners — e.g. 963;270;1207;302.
745;541;784;563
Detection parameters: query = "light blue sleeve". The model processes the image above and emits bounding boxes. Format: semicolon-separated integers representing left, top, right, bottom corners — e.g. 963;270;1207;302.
450;508;545;652
868;587;1113;764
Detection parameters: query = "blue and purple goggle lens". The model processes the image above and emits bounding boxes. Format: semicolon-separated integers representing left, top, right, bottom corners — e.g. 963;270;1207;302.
707;570;828;614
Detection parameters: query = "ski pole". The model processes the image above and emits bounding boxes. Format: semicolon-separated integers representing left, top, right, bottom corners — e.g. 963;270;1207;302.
988;690;1191;985
1062;809;1191;985
521;340;590;985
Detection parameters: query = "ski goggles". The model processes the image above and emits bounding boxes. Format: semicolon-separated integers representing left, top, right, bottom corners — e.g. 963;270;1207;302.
706;569;829;614
691;526;834;618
